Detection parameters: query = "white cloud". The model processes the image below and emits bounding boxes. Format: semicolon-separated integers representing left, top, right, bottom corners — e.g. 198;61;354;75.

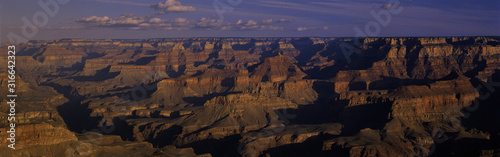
149;18;163;24
76;14;149;27
75;14;293;31
173;18;188;23
246;20;257;26
297;27;307;31
150;0;197;13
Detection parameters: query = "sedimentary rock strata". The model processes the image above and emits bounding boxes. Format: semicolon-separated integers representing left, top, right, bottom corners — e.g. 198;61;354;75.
1;36;499;156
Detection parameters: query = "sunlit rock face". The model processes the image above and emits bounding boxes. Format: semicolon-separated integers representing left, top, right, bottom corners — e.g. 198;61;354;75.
0;36;499;157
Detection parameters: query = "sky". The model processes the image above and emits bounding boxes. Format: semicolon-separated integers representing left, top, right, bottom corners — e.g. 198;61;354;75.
0;0;499;43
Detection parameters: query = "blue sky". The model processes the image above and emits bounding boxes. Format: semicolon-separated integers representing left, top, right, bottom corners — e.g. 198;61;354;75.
0;0;498;42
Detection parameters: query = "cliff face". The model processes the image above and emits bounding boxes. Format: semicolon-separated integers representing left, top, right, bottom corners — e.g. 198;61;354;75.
0;74;208;157
0;123;77;150
389;73;479;122
1;36;499;156
332;37;500;93
250;54;307;82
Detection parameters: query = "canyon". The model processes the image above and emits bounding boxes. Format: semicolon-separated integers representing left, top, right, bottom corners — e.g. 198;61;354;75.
0;36;499;156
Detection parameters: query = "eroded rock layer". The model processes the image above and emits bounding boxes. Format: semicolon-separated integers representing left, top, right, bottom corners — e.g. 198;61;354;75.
0;36;499;157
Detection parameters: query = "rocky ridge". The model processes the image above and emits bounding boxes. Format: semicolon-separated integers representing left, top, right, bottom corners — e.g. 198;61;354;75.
0;36;499;156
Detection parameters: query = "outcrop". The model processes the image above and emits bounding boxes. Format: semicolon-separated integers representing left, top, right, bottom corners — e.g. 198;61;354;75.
1;36;499;156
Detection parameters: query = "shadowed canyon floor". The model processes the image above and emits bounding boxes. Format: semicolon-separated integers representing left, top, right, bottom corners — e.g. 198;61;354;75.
1;37;500;156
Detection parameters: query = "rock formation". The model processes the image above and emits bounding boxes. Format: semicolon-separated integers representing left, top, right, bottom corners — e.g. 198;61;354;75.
1;36;499;156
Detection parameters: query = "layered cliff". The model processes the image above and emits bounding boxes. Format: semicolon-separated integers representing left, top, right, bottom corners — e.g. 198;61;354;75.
1;36;499;157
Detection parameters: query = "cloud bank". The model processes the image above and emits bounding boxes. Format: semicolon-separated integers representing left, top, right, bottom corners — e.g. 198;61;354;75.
70;0;308;32
75;14;293;31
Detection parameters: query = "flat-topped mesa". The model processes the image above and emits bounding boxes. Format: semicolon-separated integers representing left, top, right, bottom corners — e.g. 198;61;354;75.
202;93;297;109
418;37;448;45
31;45;85;67
227;40;252;48
254;41;274;47
389;72;479;122
156;41;176;47
176;68;249;88
244;80;319;105
336;90;390;107
250;54;307;82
